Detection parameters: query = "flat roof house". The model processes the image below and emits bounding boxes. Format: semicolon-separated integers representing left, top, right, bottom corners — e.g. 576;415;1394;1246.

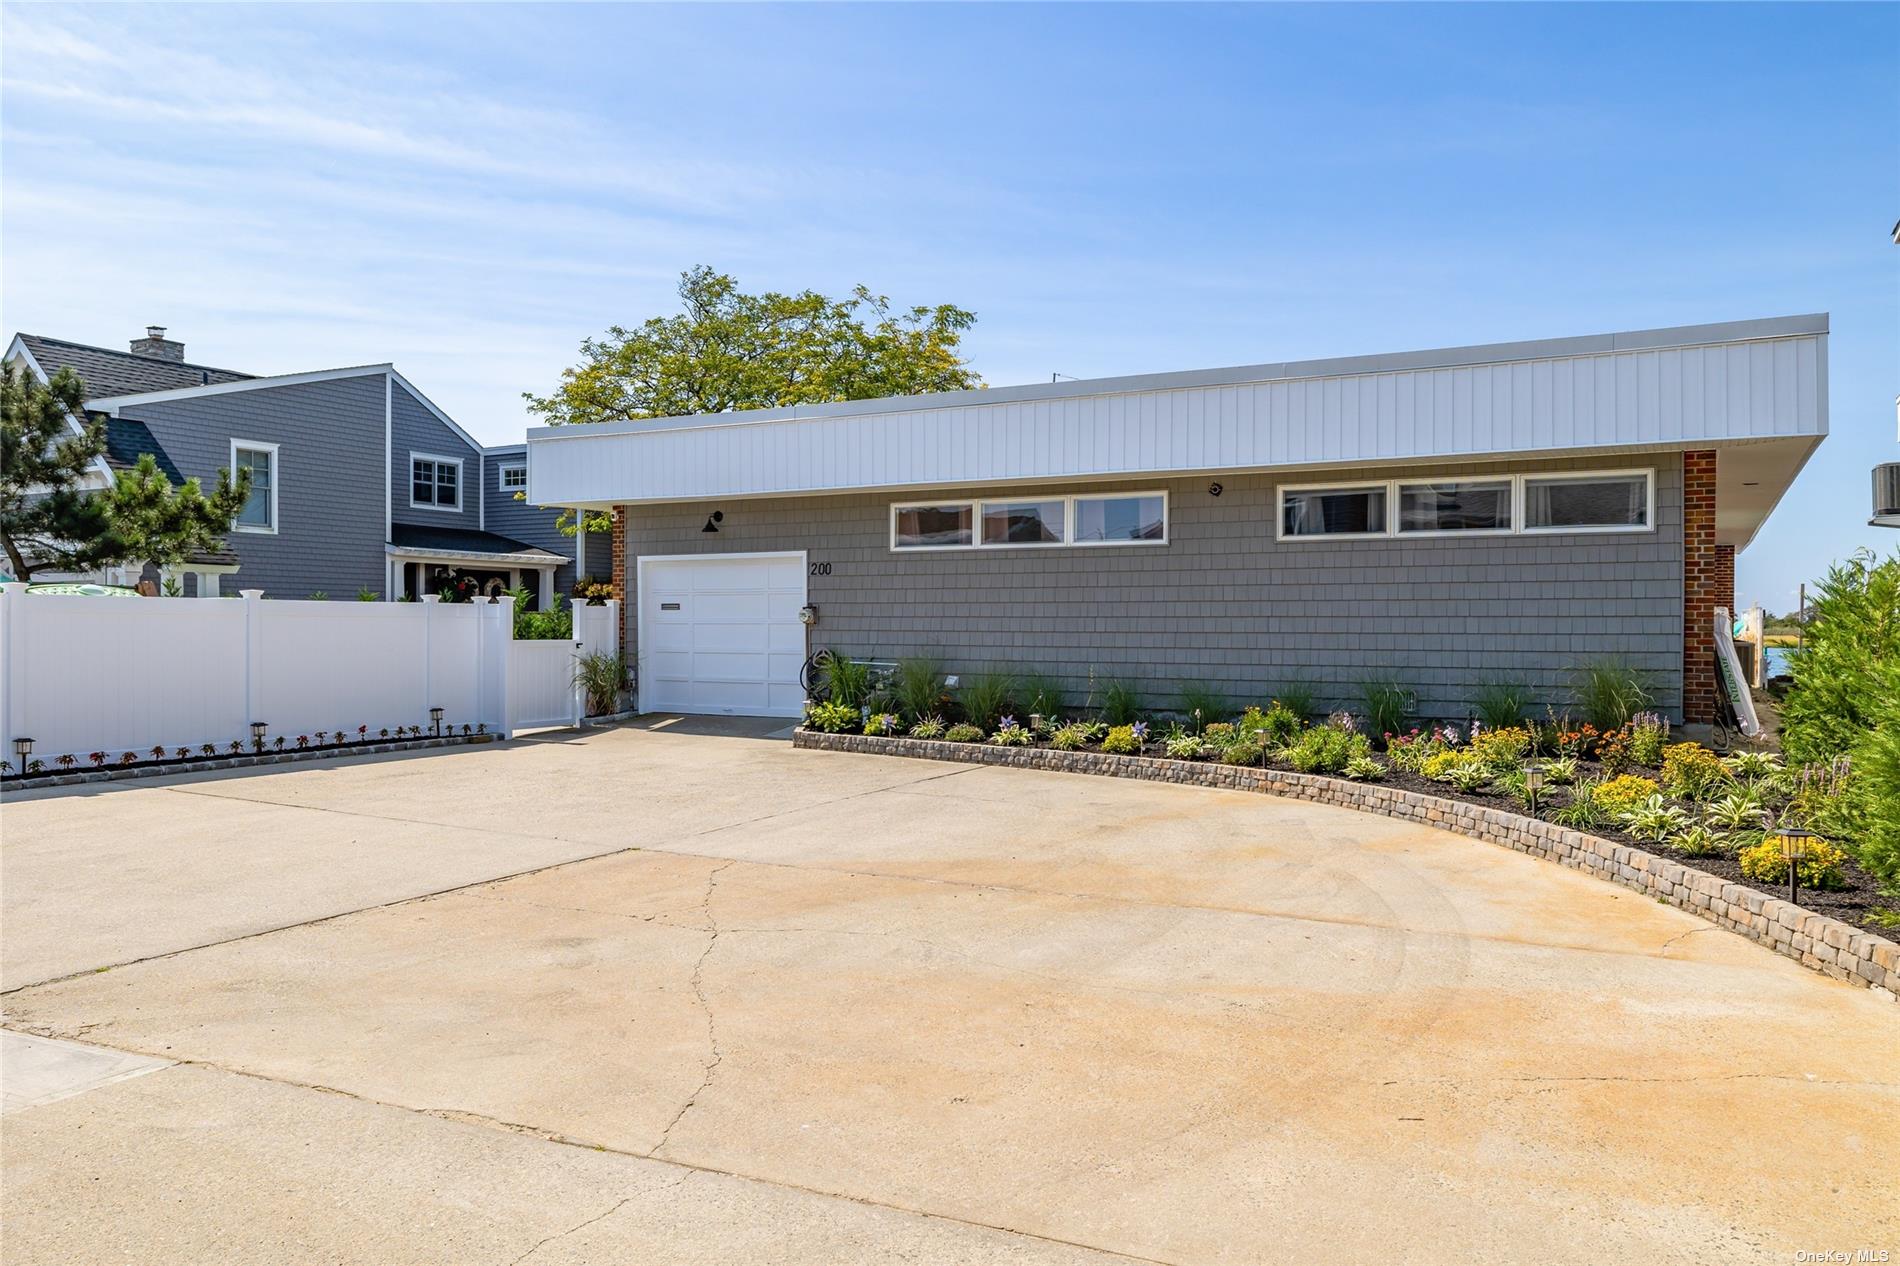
6;329;610;603
524;314;1827;725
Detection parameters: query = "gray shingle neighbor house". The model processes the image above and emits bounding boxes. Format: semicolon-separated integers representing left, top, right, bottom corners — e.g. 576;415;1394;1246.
525;315;1826;727
6;328;609;604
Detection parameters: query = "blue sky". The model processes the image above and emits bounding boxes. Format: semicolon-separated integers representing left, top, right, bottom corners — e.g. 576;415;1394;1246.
2;2;1893;609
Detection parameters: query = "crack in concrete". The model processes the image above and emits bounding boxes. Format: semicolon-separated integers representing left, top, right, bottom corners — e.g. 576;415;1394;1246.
506;1182;668;1266
1657;925;1720;956
649;859;736;1157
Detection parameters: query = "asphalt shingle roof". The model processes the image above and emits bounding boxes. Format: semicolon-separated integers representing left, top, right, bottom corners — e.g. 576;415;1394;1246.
389;523;565;561
18;334;252;399
97;414;188;484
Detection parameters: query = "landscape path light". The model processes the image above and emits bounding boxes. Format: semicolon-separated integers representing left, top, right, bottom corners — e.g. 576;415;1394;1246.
1773;826;1815;906
250;721;268;753
1522;761;1546;815
430;706;444;737
12;736;33;768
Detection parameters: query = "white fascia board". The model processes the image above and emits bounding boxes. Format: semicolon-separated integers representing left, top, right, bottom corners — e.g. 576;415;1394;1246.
85;364;394;412
383;543;570;566
385;368;484;454
7;333;120;487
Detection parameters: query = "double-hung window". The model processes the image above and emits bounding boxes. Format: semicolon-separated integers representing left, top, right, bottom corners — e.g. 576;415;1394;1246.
411;454;461;510
891;491;1168;551
231;440;278;533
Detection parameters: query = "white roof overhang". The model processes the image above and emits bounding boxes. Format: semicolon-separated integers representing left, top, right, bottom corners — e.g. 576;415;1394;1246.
526;314;1828;552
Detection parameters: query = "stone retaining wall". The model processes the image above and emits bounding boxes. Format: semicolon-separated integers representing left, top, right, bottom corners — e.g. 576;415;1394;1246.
793;728;1899;1001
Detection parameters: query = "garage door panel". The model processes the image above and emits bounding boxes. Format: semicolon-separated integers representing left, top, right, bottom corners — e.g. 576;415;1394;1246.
639;555;806;718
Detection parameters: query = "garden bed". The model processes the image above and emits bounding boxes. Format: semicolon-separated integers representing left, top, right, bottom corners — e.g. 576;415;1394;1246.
1;731;497;791
794;726;1899;998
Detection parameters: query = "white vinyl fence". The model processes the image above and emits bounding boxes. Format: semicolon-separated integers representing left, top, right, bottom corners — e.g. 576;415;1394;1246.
0;586;619;767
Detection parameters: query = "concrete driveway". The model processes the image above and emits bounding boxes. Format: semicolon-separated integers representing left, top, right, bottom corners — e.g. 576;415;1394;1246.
4;718;1896;1264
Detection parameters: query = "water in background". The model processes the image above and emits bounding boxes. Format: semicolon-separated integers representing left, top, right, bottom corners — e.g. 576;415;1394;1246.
1765;646;1794;678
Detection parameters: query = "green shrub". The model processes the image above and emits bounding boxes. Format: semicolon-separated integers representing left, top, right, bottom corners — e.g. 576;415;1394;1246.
1343;755;1386;782
1593;774;1660;819
1359;678;1414;742
1738;835;1849;890
1100;725;1142;755
1015;672;1065;723
1703;788;1767;831
909;715;947;740
1627;712;1670;767
1780;549;1900;765
1220;739;1265;766
1469;679;1531;732
1552;781;1606;829
1050;723;1091;751
1386;731;1448;774
572;650;628;716
1176;681;1230;730
1286;726;1367;775
1203;722;1237;747
1270;682;1316;722
1618;793;1690;844
1851;662;1900;887
1421;749;1468;781
942;722;985;744
1100;680;1143;726
1468;726;1531;773
1443;760;1493;792
956;671;1015;731
818;651;875;710
890;658;949;723
805;700;859;733
1569;657;1654;730
1666;822;1729;858
511;589;574;640
863;712;901;736
989;720;1033;746
1722;749;1784;783
1241;701;1303;748
1543;754;1579;785
1165;732;1208;760
1661;742;1730;800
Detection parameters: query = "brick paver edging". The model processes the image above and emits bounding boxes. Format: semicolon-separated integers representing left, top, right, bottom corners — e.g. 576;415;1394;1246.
793;728;1899;1000
1;733;498;793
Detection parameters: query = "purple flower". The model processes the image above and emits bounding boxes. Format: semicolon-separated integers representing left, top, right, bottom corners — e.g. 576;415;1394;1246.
998;715;1018;732
1131;721;1149;740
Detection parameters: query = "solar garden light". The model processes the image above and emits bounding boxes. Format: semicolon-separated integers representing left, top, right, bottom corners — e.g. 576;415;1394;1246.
1523;762;1546;815
250;721;268;752
1774;826;1815;906
11;736;32;770
1029;713;1043;734
430;706;444;737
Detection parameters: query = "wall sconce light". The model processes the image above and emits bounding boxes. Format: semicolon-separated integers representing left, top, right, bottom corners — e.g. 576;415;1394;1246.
702;511;724;534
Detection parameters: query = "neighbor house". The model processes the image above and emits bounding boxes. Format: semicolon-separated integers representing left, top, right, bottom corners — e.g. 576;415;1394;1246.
5;329;610;603
524;314;1826;726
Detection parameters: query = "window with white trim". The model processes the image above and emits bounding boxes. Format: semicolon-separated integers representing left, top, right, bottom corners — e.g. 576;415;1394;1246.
1397;479;1513;534
231;441;277;533
891;492;1169;551
1281;485;1385;538
1524;472;1649;531
410;454;461;510
498;463;527;492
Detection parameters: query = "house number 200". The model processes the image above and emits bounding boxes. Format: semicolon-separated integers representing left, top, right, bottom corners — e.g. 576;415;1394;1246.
809;562;832;576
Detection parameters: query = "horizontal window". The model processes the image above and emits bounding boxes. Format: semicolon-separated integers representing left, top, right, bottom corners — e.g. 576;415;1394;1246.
1281;485;1385;537
1525;473;1649;531
982;499;1065;546
1279;469;1653;541
1398;479;1512;533
891;491;1168;551
1075;494;1166;543
498;463;527;491
893;503;973;548
411;455;461;510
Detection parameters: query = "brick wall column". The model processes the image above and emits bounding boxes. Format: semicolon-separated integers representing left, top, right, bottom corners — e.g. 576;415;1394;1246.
1682;450;1719;724
610;507;628;656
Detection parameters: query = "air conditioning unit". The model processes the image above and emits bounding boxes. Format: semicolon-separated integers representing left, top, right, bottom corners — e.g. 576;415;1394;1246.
1875;463;1900;523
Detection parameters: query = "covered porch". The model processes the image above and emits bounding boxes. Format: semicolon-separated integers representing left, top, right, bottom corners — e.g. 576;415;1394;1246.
385;524;568;610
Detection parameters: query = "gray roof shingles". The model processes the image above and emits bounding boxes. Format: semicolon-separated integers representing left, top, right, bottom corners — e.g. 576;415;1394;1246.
389;523;564;561
18;334;252;399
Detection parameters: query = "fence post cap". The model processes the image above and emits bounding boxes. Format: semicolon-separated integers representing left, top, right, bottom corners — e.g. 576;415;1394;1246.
239;589;264;600
0;582;27;596
420;594;441;604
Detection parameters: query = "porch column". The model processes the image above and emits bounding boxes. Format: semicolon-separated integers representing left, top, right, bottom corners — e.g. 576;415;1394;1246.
199;570;220;598
1682;450;1719;725
541;566;555;610
576;514;588;581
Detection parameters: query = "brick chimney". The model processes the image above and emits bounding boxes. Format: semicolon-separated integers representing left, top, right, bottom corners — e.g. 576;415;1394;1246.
130;325;184;362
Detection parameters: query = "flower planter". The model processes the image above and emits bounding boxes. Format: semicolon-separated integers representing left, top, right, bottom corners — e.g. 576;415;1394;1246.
793;727;1900;1001
1;732;498;792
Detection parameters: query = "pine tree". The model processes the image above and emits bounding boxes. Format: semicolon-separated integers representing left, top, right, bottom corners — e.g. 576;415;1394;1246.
0;361;117;582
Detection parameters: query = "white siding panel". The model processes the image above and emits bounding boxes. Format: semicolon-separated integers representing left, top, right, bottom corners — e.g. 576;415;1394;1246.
527;332;1827;505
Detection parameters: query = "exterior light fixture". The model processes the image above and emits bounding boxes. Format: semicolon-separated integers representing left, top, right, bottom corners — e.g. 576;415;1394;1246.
11;736;32;767
250;721;268;752
1523;762;1546;815
430;706;444;736
1028;713;1043;734
701;511;724;534
1773;826;1815;905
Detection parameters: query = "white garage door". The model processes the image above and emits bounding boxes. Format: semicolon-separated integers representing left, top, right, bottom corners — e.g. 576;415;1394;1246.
638;553;808;717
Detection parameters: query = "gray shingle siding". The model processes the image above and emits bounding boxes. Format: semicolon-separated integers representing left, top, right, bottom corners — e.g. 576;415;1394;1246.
118;375;389;600
390;382;481;532
480;446;608;596
622;452;1686;722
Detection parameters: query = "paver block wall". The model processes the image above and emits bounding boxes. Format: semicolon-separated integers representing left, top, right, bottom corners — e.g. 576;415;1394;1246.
621;452;1689;721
